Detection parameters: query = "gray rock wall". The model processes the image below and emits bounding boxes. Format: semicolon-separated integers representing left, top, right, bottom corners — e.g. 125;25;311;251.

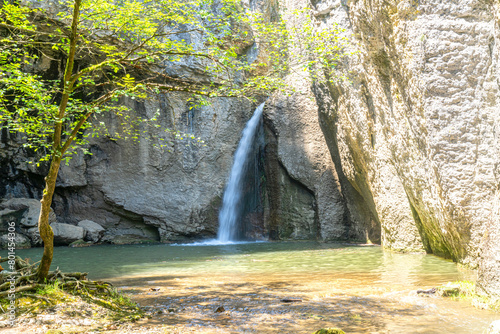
1;0;374;245
1;87;255;243
263;90;380;242
288;0;500;297
52;95;255;242
261;0;381;243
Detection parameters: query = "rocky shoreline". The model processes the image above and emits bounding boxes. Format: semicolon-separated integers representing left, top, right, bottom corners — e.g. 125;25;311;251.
1;278;499;334
0;198;160;249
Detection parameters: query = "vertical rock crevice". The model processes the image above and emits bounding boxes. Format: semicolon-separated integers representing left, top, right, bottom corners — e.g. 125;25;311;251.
263;121;319;240
313;81;382;244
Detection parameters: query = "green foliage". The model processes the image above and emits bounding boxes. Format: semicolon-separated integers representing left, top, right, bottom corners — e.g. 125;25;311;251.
36;280;63;296
0;0;353;164
438;281;500;312
0;48;56;165
0;0;276;163
312;329;345;334
285;8;353;84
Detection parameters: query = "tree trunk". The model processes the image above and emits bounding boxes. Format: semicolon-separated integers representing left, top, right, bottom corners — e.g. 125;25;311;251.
36;155;62;281
36;0;81;281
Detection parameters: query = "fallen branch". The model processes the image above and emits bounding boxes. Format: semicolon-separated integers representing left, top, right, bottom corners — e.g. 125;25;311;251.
0;284;40;297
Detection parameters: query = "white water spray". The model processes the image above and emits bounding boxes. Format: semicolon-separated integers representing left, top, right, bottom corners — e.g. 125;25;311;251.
217;103;265;242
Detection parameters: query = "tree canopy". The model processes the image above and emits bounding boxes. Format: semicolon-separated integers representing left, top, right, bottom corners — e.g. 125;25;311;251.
0;0;290;163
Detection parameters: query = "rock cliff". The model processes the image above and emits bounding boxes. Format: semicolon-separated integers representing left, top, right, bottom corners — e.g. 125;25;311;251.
1;0;499;299
1;94;255;242
285;0;500;298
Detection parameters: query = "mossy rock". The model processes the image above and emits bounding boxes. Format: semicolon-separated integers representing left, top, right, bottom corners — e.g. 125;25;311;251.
45;330;64;334
438;283;463;297
313;329;345;334
441;286;460;297
69;239;91;247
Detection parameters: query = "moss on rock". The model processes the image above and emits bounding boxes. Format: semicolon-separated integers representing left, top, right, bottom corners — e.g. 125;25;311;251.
313;329;345;334
438;281;500;311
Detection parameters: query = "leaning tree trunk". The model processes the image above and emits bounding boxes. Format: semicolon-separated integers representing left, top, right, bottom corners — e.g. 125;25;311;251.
36;0;81;281
36;155;62;281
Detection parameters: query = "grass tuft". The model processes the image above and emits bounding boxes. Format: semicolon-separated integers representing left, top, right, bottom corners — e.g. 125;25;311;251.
438;281;500;312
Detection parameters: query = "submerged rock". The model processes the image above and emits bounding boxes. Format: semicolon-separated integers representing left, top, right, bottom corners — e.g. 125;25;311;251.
69;239;91;247
214;306;225;313
416;288;437;295
110;234;157;245
281;298;302;303
312;329;345;334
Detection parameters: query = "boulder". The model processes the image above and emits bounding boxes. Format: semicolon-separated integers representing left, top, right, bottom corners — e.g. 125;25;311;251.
77;220;105;243
0;209;22;229
0;198;57;248
50;223;85;246
0;198;56;227
0;233;31;249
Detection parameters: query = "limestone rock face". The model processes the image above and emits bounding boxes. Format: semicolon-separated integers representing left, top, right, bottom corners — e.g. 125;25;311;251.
294;0;500;296
0;233;31;249
0;198;56;228
264;92;379;242
265;92;348;241
0;198;56;248
263;0;380;242
477;196;500;300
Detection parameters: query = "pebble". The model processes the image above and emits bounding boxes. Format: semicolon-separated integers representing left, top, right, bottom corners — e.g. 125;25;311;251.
214;306;225;313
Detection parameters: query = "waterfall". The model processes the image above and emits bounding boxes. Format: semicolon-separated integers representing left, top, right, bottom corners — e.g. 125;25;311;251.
217;103;265;242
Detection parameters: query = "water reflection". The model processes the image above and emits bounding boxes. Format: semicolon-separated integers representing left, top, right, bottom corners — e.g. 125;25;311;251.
2;242;496;333
1;242;462;283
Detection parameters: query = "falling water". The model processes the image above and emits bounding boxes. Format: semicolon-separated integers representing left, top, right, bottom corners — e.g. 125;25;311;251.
217;103;265;243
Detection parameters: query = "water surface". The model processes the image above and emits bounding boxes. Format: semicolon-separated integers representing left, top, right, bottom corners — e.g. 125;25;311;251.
2;242;496;333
